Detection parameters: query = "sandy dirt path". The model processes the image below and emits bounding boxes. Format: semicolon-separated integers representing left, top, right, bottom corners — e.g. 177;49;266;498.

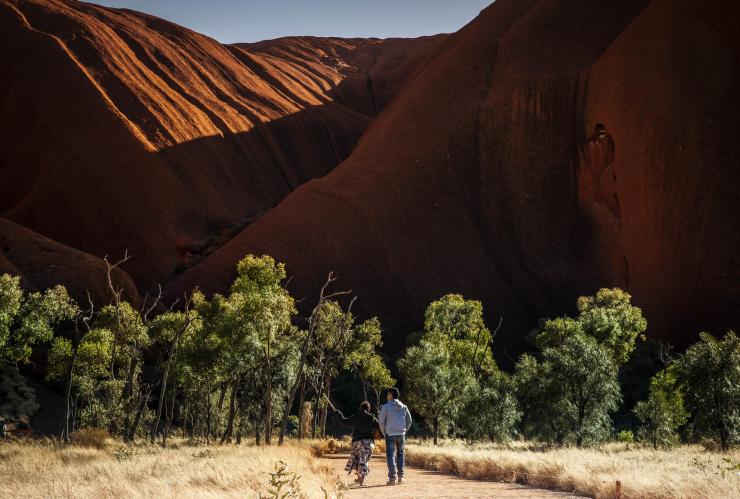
326;454;584;498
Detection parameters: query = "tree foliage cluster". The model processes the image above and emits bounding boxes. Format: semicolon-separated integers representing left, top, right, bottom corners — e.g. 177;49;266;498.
1;260;738;451
0;255;392;446
399;288;739;450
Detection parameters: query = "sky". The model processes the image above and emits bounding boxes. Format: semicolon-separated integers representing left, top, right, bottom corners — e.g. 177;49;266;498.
87;0;493;43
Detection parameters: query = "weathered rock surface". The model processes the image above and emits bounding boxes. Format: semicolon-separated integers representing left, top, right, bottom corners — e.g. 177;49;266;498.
2;0;737;354
0;0;443;289
0;217;139;304
176;0;740;353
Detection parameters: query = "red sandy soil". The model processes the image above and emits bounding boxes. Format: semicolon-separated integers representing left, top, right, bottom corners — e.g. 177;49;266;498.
327;454;583;498
175;0;740;353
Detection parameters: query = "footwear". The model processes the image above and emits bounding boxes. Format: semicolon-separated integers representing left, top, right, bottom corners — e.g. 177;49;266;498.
386;479;396;486
398;477;405;484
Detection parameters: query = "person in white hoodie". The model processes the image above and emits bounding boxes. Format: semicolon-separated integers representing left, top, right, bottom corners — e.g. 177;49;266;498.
378;387;412;485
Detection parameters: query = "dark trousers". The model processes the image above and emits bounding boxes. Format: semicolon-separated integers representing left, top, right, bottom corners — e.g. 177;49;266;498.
385;434;405;479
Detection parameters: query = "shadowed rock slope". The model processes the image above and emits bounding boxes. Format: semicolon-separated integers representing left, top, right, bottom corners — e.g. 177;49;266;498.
176;0;740;354
0;0;444;292
0;217;139;304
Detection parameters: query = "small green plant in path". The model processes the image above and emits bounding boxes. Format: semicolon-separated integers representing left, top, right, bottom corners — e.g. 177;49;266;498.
263;460;304;499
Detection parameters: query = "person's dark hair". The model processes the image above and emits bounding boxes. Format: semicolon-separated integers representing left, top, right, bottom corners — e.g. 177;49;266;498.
360;400;371;412
387;387;400;399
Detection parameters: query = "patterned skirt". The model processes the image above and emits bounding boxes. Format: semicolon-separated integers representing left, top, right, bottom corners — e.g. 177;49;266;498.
344;438;375;478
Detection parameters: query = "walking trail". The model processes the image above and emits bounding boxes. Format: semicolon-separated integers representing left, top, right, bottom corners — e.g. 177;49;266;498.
326;454;583;498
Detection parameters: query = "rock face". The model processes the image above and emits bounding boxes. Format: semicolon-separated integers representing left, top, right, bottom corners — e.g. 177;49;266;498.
2;0;737;355
0;0;444;289
0;218;139;305
175;0;740;354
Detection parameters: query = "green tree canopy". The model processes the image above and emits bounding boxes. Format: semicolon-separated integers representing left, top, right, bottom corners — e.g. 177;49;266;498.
423;294;494;374
398;335;474;444
400;294;504;444
634;366;688;449
517;333;621;446
535;288;646;365
0;274;79;365
675;331;740;451
459;370;520;442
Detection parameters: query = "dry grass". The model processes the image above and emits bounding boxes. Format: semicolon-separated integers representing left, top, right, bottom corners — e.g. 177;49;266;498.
0;438;341;498
405;440;740;498
305;435;385;457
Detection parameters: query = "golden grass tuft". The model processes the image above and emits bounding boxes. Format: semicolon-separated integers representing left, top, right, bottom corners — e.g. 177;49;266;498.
70;428;111;449
405;440;740;498
304;435;385;457
0;438;340;498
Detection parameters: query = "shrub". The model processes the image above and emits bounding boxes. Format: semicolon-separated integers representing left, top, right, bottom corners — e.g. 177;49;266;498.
71;427;111;448
633;367;687;449
0;366;39;422
617;430;634;443
286;415;299;436
675;331;740;451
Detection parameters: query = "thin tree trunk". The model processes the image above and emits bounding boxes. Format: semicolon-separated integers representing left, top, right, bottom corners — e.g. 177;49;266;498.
206;386;212;445
217;382;227;411
121;352;138;433
162;380;176;446
220;382;238;444
151;353;173;443
265;344;273;445
71;394;79;433
311;394;318;438
433;417;439;445
183;397;190;439
278;333;311;445
320;377;331;437
63;345;79;442
127;385;153;442
297;374;306;439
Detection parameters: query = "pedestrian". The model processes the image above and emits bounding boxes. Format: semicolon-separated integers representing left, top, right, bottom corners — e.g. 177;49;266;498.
342;400;381;486
378;387;412;485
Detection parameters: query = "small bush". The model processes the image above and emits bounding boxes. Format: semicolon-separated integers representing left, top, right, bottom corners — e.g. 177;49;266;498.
113;446;134;462
71;427;110;448
617;430;634;443
324;438;339;454
287;415;299;436
264;460;302;499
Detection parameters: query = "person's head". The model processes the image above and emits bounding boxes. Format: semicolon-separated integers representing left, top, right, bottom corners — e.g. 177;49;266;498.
359;400;371;412
386;387;400;401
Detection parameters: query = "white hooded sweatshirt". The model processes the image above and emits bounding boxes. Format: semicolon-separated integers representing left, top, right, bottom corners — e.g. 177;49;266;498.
379;399;412;437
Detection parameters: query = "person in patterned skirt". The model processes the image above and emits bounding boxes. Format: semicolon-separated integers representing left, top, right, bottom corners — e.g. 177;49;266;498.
342;400;381;486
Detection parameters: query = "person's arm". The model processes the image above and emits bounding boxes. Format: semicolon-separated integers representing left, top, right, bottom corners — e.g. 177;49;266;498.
339;415;352;428
405;407;413;432
378;405;387;435
371;416;381;433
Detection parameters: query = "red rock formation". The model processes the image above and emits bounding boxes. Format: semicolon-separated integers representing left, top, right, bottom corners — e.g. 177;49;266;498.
0;218;139;305
2;0;737;355
0;0;443;289
176;0;740;353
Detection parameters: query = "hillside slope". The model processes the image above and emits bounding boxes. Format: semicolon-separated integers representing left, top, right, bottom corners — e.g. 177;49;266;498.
0;0;443;290
176;0;740;352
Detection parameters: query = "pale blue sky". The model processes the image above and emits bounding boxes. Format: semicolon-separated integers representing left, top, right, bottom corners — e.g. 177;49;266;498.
87;0;493;43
